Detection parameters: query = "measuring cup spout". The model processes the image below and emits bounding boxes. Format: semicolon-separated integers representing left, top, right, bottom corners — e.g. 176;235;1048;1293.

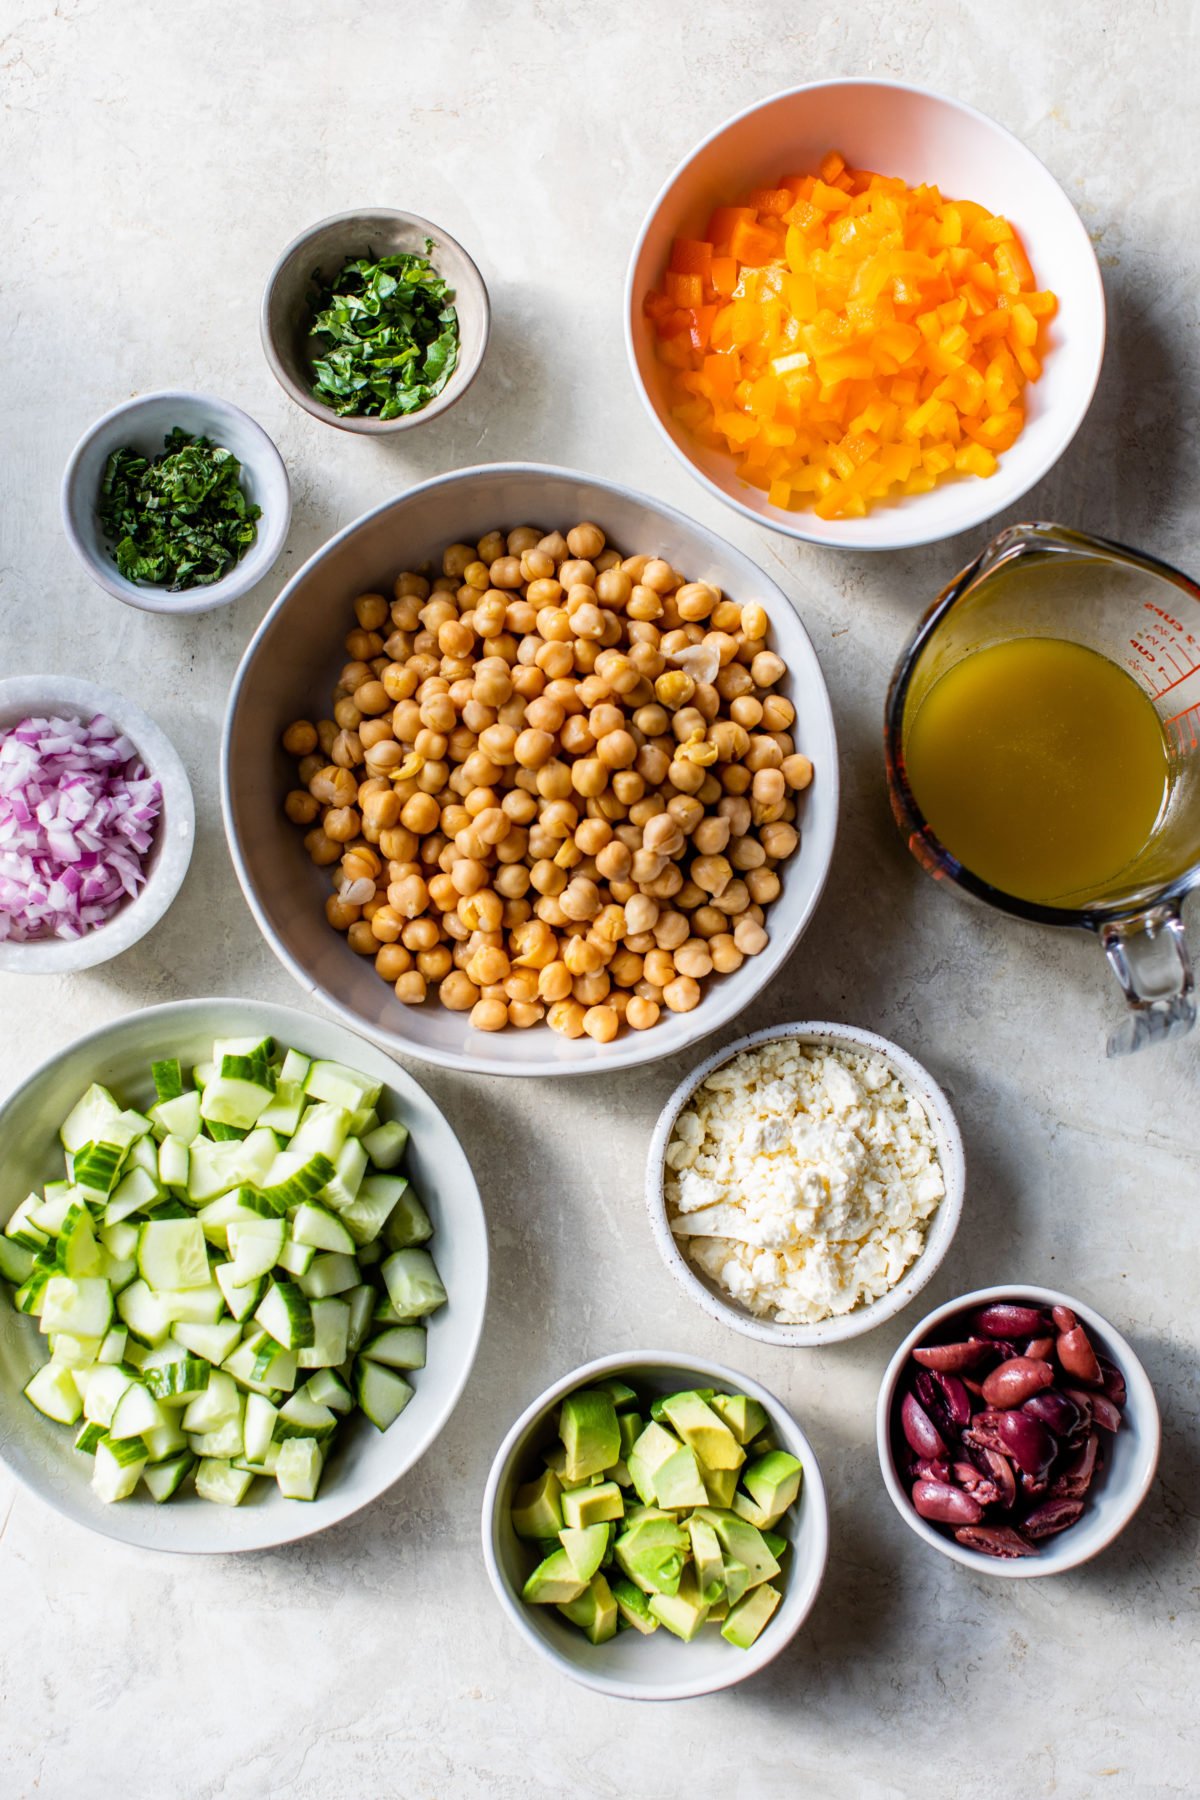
1100;904;1196;1056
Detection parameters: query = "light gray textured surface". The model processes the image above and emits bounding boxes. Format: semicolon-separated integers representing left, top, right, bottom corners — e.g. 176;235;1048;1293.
1;2;1198;1795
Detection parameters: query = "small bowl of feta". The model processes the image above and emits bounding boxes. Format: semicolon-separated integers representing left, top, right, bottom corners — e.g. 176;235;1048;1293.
645;1023;965;1346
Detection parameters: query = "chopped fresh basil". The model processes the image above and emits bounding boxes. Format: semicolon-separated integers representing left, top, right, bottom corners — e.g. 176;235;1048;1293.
307;245;459;420
97;428;261;591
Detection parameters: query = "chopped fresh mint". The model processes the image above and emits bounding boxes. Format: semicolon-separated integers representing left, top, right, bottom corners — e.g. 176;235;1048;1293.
307;246;459;420
97;428;261;591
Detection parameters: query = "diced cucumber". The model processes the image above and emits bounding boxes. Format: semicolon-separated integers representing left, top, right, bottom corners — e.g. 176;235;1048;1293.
105;1166;161;1226
274;1391;338;1442
296;1298;350;1369
361;1119;409;1170
279;1048;312;1085
194;1459;254;1506
254;1281;314;1350
159;1284;226;1326
40;1276;113;1338
235;1442;281;1477
98;1325;129;1364
48;1331;102;1368
75;1419;107;1454
243;1392;279;1463
255;1080;305;1137
356;1239;382;1268
222;1336;287;1398
305;1059;382;1112
381;1249;447;1320
82;1364;137;1426
345;1283;376;1354
140;1345;210;1403
355;1360;414;1431
32;1184;80;1238
55;1206;104;1279
24;1362;82;1424
227;1218;286;1283
304;1368;353;1413
60;1084;144;1155
321;1137;368;1212
276;1436;324;1500
100;1220;139;1262
143;1450;197;1501
125;1135;160;1181
257;1151;337;1214
291;1202;355;1254
138;1219;210;1292
382;1187;433;1250
201;1073;275;1132
143;1418;189;1462
363;1325;427;1370
71;1140;126;1198
275;1239;315;1277
340;1173;406;1245
173;1318;243;1365
92;1433;148;1501
298;1253;359;1299
0;1237;35;1285
248;1332;299;1393
6;1194;49;1250
110;1381;169;1441
150;1091;203;1144
186;1129;277;1203
183;1370;240;1431
157;1136;190;1190
196;1188;278;1245
291;1102;353;1162
151;1058;185;1102
115;1279;171;1350
190;1414;245;1459
214;1263;265;1322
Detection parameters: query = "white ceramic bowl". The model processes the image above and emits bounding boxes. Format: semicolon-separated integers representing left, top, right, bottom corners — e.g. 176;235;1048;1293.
0;997;488;1552
0;675;194;974
645;1022;965;1346
877;1284;1161;1577
481;1350;829;1700
260;208;490;436
61;390;291;614
222;462;840;1077
626;80;1106;551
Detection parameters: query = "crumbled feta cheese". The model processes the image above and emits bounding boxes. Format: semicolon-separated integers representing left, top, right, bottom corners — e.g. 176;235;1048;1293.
665;1039;946;1325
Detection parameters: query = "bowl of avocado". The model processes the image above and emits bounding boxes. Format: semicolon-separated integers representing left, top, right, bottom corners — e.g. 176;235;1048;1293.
481;1350;829;1698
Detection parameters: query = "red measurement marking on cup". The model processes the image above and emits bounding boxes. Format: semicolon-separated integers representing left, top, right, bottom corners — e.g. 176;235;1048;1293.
1165;701;1200;753
1128;599;1200;698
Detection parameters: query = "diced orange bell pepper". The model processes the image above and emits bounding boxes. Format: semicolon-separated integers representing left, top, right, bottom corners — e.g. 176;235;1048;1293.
819;149;846;183
669;237;714;279
729;219;780;266
709;255;738;297
707;205;757;250
663;271;704;307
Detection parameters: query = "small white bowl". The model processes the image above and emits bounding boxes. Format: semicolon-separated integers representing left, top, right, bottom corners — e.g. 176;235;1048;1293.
481;1350;829;1700
625;79;1106;552
645;1022;965;1346
61;390;291;614
0;997;488;1553
877;1285;1161;1578
0;675;194;974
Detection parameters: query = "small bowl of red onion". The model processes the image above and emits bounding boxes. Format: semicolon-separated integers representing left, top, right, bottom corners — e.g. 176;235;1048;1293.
877;1284;1161;1578
0;676;194;974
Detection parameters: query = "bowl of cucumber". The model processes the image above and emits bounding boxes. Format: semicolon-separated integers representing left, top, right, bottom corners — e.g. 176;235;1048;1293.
481;1351;829;1700
0;997;487;1552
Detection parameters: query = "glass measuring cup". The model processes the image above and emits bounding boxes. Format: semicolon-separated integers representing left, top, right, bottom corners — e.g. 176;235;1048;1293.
885;522;1200;1055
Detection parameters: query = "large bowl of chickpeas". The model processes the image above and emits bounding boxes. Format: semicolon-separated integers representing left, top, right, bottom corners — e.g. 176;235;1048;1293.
221;464;839;1074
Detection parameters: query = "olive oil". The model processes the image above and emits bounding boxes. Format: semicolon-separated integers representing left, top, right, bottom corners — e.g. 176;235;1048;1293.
904;637;1170;905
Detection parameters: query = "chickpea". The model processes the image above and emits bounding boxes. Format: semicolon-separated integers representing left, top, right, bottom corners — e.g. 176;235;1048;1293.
733;917;769;956
782;753;814;791
508;1000;545;1028
376;945;413;981
325;895;360;931
751;650;786;689
667;757;706;796
547;999;586;1038
626;995;661;1030
644;947;676;988
285;789;320;825
652;910;690;951
673;939;714;980
582;1003;619;1043
752;767;786;808
709;933;744;974
417;946;453;981
282;720;318;757
663;974;701;1013
440;970;481;1011
761;821;798;860
346;920;377;956
402;916;440;952
322;806;360;843
762;694;795;731
562;934;603;976
623;892;659;936
538;961;572;1002
746;868;781;906
559;877;601;922
676;582;717;622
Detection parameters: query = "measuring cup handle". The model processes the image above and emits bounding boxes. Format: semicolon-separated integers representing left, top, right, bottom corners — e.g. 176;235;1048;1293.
1101;904;1196;1056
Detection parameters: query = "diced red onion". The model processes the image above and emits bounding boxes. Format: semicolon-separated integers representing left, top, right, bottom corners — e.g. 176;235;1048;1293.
0;712;163;941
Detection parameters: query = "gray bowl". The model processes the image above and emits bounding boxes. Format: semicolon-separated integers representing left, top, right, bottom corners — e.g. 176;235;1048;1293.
60;390;291;615
260;208;490;435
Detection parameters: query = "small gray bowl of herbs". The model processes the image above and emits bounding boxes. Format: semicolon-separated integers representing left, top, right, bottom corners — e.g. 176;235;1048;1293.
260;208;490;435
61;391;292;616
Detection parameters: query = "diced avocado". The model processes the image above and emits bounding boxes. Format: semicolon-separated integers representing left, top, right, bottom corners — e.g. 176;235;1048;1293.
595;1377;640;1412
700;1464;739;1509
711;1392;769;1446
648;1566;711;1641
721;1581;782;1650
708;1598;729;1622
697;1508;781;1589
748;1434;776;1457
687;1514;726;1604
762;1528;789;1561
610;1458;633;1488
560;1523;610;1583
743;1449;803;1522
617;1411;644;1459
511;1468;563;1540
732;1490;773;1530
557;1572;618;1644
612;1577;659;1634
627;1420;682;1505
659;1390;745;1472
560;1388;620;1481
521;1548;586;1606
561;1480;624;1529
652;1445;708;1511
614;1515;688;1597
722;1556;751;1606
542;1443;567;1476
650;1388;714;1421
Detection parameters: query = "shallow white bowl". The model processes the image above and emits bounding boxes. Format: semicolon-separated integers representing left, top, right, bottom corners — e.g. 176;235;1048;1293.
61;389;291;614
877;1284;1161;1577
645;1022;965;1346
0;997;488;1552
626;80;1106;551
481;1350;829;1700
0;675;194;974
222;462;840;1077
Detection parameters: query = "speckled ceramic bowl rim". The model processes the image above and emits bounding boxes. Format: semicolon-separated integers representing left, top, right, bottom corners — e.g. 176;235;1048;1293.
59;389;291;615
644;1022;966;1346
480;1349;829;1700
259;207;491;435
0;675;194;973
876;1284;1161;1577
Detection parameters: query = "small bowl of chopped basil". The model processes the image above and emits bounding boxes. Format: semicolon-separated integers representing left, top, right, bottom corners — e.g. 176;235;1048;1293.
61;391;292;616
260;208;489;434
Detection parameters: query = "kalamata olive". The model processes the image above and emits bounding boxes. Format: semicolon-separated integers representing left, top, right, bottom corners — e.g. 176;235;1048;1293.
1098;1356;1127;1409
997;1410;1057;1477
913;1458;952;1484
962;1408;1009;1456
967;1444;1018;1509
981;1356;1054;1410
954;1524;1036;1558
1022;1496;1085;1539
901;1391;948;1461
1057;1325;1102;1385
912;1338;992;1372
914;1368;972;1437
1021;1388;1084;1438
1050;1432;1099;1499
1087;1391;1123;1432
1025;1335;1055;1360
974;1303;1047;1339
912;1479;984;1525
1051;1304;1077;1333
1060;1385;1094;1429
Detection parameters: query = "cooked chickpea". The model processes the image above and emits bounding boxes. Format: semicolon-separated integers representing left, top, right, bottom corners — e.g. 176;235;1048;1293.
546;999;586;1038
673;939;713;980
285;789;320;825
626;995;661;1030
440;970;481;1011
733;917;769;956
282;720;319;757
582;1004;618;1043
662;974;701;1013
